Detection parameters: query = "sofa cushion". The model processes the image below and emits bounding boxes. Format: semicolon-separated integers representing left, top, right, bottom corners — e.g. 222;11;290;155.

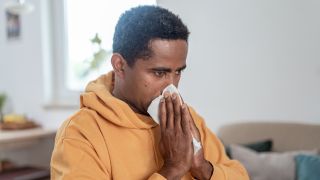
225;139;273;158
230;144;317;180
295;154;320;180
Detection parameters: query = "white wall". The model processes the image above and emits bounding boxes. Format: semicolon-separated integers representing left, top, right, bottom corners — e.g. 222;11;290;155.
0;0;319;133
159;0;320;130
0;0;75;130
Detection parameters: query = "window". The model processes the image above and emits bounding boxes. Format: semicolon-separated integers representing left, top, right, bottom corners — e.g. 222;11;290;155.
46;0;156;107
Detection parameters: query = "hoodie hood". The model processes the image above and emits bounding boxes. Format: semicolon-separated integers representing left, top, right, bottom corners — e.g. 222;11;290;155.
80;71;157;129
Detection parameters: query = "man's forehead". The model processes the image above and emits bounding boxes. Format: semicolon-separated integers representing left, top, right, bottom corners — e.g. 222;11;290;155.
131;39;188;69
149;39;188;52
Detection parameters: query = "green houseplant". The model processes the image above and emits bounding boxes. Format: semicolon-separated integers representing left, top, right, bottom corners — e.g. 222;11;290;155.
77;33;112;78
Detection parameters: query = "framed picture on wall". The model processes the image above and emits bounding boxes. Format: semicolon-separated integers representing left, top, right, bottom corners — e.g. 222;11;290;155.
6;11;21;40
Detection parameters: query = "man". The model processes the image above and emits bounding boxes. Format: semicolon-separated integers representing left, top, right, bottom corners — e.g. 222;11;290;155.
51;5;249;180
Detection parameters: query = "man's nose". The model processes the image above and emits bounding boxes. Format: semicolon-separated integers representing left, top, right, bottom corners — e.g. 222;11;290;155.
165;73;179;87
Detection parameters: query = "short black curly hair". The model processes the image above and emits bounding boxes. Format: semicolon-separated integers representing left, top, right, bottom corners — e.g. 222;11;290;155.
112;5;190;66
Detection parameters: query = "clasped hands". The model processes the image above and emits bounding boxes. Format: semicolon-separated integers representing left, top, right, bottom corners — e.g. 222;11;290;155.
158;92;213;180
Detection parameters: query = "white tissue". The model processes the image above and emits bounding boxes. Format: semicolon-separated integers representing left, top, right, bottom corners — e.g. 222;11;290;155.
147;84;202;154
192;137;202;154
147;95;163;124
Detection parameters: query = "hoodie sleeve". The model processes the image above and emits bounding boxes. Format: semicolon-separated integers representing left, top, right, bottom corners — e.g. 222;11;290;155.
189;108;250;180
51;116;111;180
51;137;110;180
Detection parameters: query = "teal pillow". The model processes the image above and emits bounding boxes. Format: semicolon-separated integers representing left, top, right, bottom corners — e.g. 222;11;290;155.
295;154;320;180
225;139;273;158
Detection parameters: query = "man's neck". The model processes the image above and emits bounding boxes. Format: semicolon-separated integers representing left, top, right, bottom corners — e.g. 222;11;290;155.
112;87;149;116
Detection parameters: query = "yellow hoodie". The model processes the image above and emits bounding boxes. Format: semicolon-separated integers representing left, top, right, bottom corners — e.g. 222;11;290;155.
51;72;249;180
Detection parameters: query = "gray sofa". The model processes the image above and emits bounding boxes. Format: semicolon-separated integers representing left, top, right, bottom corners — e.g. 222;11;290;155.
217;122;320;180
217;122;320;152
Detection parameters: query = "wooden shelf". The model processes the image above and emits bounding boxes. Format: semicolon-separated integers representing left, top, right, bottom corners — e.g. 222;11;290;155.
0;128;56;150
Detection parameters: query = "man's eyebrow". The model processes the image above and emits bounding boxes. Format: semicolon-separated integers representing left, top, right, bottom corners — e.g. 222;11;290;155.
150;67;172;72
177;65;187;71
150;65;187;72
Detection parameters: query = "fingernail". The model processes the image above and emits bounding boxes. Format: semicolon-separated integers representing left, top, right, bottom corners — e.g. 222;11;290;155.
164;92;169;98
172;93;176;99
160;98;165;103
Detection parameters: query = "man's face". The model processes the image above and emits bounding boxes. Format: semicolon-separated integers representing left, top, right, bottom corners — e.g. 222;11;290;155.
122;39;188;114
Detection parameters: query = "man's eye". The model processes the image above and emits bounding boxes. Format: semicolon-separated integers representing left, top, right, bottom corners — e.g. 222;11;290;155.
175;69;184;75
154;71;166;77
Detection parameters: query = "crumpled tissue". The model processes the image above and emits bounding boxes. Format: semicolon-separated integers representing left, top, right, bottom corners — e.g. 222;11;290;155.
147;84;202;154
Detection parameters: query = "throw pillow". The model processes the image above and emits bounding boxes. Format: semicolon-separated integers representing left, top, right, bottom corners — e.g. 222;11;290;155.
295;154;320;180
225;139;273;158
230;144;317;180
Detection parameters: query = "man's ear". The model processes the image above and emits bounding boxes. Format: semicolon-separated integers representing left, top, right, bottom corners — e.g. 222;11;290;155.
111;53;127;78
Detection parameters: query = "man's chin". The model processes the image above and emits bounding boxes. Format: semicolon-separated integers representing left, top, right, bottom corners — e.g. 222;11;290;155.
138;107;150;116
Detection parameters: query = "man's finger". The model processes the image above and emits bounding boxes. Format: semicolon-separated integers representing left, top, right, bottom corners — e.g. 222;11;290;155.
172;93;182;131
159;97;166;130
185;105;201;141
181;103;192;138
164;92;174;129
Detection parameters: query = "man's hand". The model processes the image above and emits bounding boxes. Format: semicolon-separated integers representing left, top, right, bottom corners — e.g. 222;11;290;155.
185;106;214;180
158;92;193;179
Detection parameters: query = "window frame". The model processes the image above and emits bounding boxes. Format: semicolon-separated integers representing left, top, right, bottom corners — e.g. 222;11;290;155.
44;0;157;108
44;0;79;108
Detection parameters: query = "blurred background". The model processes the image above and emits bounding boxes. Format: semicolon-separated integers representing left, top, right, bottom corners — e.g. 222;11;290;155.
0;0;319;179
